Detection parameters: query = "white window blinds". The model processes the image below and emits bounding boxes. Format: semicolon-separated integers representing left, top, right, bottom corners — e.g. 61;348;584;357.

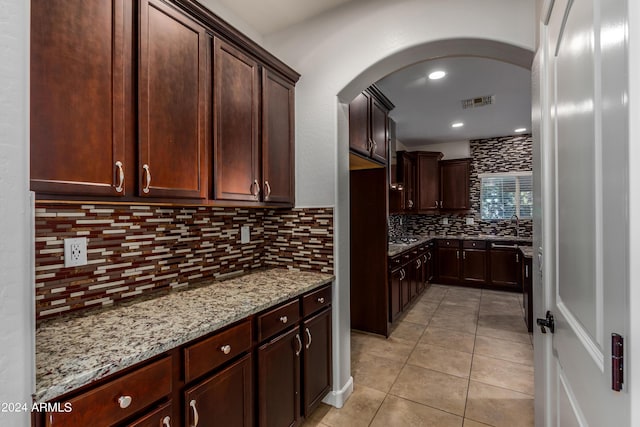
480;172;533;220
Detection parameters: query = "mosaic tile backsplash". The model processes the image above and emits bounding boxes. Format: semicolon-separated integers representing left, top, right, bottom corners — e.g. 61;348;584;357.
391;134;533;238
35;204;333;319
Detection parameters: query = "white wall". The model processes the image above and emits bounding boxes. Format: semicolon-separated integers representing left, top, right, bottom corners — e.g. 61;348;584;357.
0;0;33;426
265;0;535;402
199;0;264;45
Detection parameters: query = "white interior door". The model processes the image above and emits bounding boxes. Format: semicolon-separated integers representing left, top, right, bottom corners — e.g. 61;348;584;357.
541;0;630;425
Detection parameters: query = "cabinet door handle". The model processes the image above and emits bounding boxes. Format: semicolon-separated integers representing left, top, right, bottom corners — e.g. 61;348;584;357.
142;164;151;194
264;180;271;199
220;344;231;355
371;140;377;154
434;201;438;208
463;251;466;260
525;264;529;278
305;327;312;349
280;316;288;324
399;268;405;280
295;333;302;356
115;161;124;193
423;255;427;263
251;179;261;199
117;395;132;409
416;259;421;268
427;252;432;260
407;200;414;208
439;201;443;208
189;399;199;427
516;253;520;263
162;416;171;427
456;250;459;260
317;297;325;304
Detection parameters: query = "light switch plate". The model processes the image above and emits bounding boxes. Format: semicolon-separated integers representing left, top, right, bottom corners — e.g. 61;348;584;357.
64;237;87;267
241;226;250;244
466;217;475;225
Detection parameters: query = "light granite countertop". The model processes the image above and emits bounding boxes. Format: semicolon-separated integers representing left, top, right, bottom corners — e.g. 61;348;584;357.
388;234;533;257
35;269;334;403
519;246;534;258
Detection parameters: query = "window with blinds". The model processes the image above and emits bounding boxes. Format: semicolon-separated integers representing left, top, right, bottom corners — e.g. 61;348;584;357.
480;172;533;220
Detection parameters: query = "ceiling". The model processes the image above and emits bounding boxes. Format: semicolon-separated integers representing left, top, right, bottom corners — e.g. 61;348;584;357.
211;0;355;34
375;57;532;145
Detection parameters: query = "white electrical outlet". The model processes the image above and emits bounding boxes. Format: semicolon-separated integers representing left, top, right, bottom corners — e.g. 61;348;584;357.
442;217;449;225
64;237;88;267
241;226;250;244
466;217;475;225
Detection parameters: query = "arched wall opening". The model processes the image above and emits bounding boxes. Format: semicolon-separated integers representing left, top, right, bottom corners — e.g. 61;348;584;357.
329;37;533;406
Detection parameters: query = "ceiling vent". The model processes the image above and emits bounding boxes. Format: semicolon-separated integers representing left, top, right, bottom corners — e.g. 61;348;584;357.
461;95;495;109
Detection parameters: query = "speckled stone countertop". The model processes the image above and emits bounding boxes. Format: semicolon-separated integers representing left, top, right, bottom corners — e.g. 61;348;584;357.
35;269;333;403
388;234;533;257
519;246;534;258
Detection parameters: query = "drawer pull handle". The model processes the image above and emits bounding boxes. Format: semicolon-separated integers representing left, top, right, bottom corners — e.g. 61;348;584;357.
317;297;325;304
220;344;231;355
280;316;288;324
117;395;132;409
115;161;124;193
305;327;312;349
162;416;171;427
190;399;199;427
295;333;302;356
264;180;272;199
142;164;151;194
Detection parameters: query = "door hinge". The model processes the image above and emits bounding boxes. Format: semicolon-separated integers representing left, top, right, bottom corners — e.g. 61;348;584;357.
612;333;624;392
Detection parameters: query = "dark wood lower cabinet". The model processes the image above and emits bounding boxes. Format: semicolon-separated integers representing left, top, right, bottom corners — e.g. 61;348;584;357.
522;255;533;332
258;327;301;427
127;402;172;427
389;267;403;322
185;354;253;427
303;309;332;417
461;249;487;286
489;247;521;290
437;247;460;284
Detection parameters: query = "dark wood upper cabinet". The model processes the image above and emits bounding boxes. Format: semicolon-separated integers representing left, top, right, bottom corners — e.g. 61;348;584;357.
184;354;253;427
415;152;443;212
213;38;261;202
398;152;416;211
262;69;295;204
258;327;301;427
302;309;332;417
31;0;133;197
139;0;207;199
349;92;371;158
440;159;471;210
370;97;389;163
348;85;394;165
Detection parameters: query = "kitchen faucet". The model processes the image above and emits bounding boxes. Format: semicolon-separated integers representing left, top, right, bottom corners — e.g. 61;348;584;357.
510;214;519;238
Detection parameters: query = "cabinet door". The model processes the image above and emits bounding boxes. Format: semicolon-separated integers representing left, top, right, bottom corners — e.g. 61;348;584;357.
31;0;131;197
139;0;207;199
389;268;403;322
489;249;520;290
426;250;435;283
409;257;421;301
461;249;487;286
416;153;441;211
302;309;332;417
349;92;371;157
401;266;411;310
262;69;294;205
440;160;471;210
401;153;416;211
185;354;253;427
437;247;460;284
213;38;260;201
522;257;533;332
258;327;301;427
370;98;388;163
128;402;172;427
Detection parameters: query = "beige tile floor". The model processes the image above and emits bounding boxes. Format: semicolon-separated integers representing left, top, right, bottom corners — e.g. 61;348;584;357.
304;284;535;427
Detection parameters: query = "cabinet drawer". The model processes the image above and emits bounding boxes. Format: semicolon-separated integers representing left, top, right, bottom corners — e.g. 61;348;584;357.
438;239;459;248
184;319;252;383
463;240;486;249
389;255;403;269
46;357;172;427
257;299;300;342
302;285;332;317
127;402;172;427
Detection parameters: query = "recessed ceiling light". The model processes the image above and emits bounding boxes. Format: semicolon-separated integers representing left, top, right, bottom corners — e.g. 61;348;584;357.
428;70;446;80
515;127;527;132
451;122;464;128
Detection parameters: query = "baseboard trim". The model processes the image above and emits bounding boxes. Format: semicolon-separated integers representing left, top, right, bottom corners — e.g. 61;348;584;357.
322;376;354;408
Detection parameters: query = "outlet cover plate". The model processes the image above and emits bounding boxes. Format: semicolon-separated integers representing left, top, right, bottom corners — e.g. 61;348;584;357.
64;237;88;267
241;226;250;244
442;217;449;225
466;217;475;225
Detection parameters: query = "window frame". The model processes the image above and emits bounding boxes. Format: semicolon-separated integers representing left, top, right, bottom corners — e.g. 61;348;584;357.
478;171;533;220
